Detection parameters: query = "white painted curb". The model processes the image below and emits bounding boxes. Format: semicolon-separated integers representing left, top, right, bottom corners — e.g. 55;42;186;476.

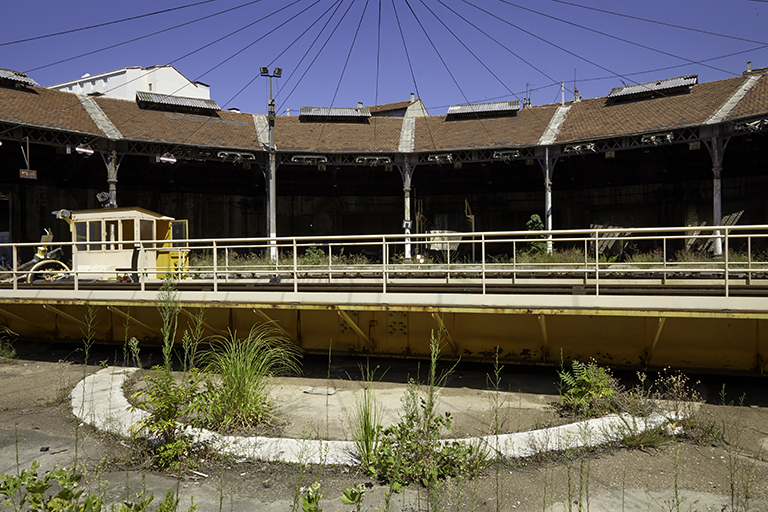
72;367;679;466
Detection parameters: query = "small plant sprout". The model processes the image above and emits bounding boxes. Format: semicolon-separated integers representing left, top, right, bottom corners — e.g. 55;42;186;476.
301;481;322;512
340;483;366;511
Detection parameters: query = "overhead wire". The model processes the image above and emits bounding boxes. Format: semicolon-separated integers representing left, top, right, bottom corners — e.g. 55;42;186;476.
24;0;271;74
414;0;513;141
496;0;737;77
222;0;336;110
547;0;768;47
390;0;437;152
0;0;217;47
463;0;654;94
313;0;373;152
277;0;358;113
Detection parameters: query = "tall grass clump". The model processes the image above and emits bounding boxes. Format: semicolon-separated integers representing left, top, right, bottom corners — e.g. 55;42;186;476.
202;323;302;430
350;360;383;471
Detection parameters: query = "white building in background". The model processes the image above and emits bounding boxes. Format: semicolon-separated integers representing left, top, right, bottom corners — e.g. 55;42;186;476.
48;65;210;100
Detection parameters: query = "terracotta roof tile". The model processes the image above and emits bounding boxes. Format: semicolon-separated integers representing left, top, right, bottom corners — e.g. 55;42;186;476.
727;73;768;121
413;104;559;151
369;99;415;113
275;116;402;152
556;77;745;143
0;85;103;136
93;96;260;151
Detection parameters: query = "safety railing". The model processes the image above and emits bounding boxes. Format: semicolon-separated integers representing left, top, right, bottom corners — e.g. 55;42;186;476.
3;224;768;297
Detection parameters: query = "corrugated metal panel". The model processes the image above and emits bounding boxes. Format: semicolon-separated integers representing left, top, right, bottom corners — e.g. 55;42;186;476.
300;106;372;117
608;75;698;98
136;91;220;111
0;68;39;86
447;101;520;115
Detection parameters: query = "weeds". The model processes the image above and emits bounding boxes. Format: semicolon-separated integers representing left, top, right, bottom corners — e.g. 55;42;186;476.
0;326;17;360
349;360;382;471
557;359;617;418
157;278;181;371
201;323;301;431
370;332;488;493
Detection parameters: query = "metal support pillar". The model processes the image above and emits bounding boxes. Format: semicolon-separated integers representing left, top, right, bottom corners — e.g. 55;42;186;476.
704;134;729;256
101;149;122;209
399;155;416;260
267;93;277;262
538;146;558;254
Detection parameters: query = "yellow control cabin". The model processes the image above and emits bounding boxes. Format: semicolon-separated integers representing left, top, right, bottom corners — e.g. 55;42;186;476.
56;207;188;280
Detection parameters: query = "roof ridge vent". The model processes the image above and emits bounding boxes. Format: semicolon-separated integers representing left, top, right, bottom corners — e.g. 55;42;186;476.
608;74;698;101
136;91;220;114
447;100;519;118
300;106;371;120
0;68;39;88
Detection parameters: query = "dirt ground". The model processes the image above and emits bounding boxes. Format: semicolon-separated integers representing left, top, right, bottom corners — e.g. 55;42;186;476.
1;343;768;511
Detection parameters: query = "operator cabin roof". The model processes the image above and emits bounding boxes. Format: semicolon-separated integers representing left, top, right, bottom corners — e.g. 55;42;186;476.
0;67;766;155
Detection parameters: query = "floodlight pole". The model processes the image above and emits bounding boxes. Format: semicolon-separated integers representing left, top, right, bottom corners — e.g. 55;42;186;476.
262;67;281;263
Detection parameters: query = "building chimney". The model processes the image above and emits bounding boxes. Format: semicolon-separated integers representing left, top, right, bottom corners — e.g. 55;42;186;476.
748;61;752;72
573;88;581;103
410;92;415;102
358;101;363;109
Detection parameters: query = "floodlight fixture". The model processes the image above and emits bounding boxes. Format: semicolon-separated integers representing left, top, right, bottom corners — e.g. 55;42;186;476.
76;145;94;156
260;67;269;76
274;68;282;77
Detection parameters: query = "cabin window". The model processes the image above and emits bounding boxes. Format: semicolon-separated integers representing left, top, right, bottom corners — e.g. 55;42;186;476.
75;222;87;251
88;221;102;251
140;219;154;248
105;221;118;250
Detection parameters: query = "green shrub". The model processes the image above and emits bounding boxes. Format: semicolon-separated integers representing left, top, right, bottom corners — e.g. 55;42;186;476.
557;359;617;418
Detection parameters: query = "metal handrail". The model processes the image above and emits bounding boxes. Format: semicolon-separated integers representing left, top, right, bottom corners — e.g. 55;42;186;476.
2;224;768;297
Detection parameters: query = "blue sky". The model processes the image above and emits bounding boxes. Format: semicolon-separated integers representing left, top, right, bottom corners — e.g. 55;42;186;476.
3;0;767;115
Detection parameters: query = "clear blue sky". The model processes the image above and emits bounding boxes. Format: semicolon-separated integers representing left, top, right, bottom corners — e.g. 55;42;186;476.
3;0;767;115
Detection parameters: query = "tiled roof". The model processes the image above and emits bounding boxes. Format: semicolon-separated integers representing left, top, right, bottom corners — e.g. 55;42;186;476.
369;99;415;113
275;116;402;152
0;86;103;136
556;76;746;143
726;74;768;121
414;104;560;151
93;96;260;150
0;74;767;154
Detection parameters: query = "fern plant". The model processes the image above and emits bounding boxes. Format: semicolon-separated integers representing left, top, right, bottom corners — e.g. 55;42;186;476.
557;359;616;418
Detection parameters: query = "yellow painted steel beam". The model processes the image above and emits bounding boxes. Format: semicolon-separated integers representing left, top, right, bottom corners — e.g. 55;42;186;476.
252;309;296;343
42;305;87;329
645;317;667;367
338;310;375;349
179;307;217;334
538;314;549;362
0;307;55;335
107;306;161;337
431;313;458;354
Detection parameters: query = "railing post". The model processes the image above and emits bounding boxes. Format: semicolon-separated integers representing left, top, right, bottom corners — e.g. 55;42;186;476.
73;243;79;291
224;247;229;283
213;241;218;293
293;239;298;293
328;244;333;283
594;228;600;296
139;243;146;292
383;236;387;294
11;245;17;292
481;234;486;295
724;228;729;297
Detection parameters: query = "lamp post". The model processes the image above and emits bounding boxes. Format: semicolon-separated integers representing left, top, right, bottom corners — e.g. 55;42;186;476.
260;67;282;262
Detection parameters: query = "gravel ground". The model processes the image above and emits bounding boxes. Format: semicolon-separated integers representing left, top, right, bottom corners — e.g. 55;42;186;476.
1;344;767;511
